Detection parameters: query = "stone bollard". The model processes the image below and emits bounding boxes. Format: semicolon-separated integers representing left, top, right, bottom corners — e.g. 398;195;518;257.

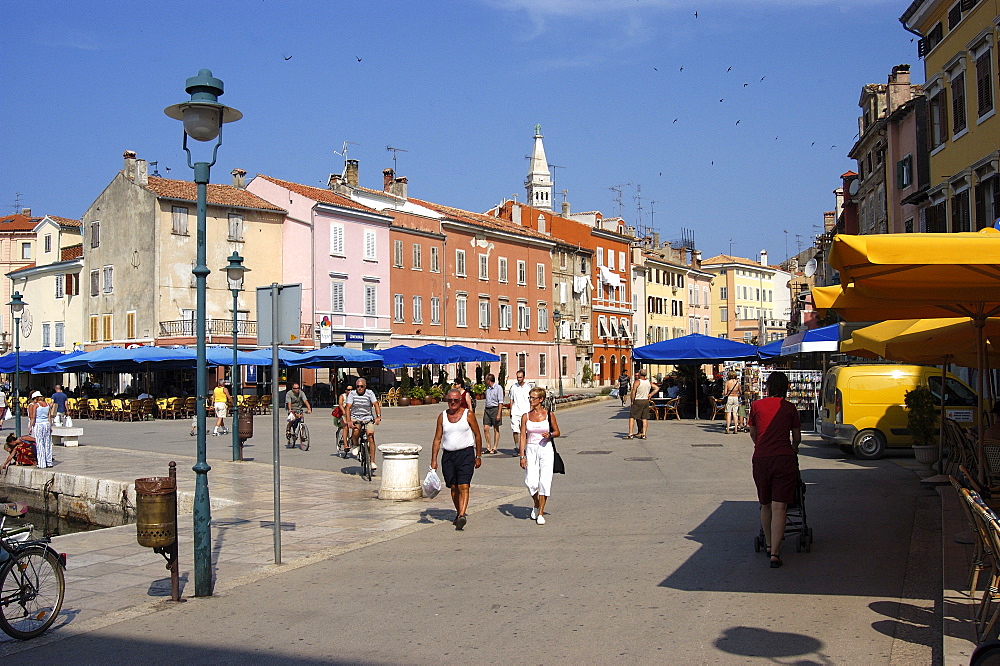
376;443;423;500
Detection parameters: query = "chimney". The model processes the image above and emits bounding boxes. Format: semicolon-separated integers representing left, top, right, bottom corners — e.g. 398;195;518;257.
328;174;341;190
123;150;137;180
511;204;522;226
231;168;247;189
136;159;148;186
653;232;660;248
382;168;395;192
561;200;570;217
344;159;359;187
390;177;408;200
20;208;30;218
888;64;912;111
692;250;702;269
760;250;768;266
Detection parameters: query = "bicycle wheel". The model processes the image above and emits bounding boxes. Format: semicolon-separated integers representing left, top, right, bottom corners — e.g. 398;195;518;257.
0;546;65;640
298;423;310;451
286;427;296;448
358;435;371;482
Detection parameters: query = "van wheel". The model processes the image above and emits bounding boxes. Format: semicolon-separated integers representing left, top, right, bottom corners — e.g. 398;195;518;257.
853;429;886;460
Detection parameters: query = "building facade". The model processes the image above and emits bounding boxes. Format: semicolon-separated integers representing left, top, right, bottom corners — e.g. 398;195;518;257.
703;252;790;344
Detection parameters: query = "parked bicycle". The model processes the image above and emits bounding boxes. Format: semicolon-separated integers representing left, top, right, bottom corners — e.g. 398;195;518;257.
0;502;66;640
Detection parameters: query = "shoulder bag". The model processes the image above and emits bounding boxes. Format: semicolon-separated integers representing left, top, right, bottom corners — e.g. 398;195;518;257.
548;412;565;474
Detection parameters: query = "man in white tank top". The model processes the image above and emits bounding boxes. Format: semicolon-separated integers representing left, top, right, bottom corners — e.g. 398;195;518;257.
431;388;483;530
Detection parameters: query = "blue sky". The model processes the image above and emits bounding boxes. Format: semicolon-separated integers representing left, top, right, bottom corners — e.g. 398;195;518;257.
2;0;918;263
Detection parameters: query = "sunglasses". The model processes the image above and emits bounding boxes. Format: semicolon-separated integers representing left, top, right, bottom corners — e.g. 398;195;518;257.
447;398;462;402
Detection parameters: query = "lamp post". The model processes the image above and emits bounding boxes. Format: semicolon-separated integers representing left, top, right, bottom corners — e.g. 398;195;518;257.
222;251;249;462
553;309;564;398
8;292;25;437
164;69;242;597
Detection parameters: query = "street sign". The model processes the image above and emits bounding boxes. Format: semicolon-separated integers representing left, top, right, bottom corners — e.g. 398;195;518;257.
346;332;364;342
256;284;302;346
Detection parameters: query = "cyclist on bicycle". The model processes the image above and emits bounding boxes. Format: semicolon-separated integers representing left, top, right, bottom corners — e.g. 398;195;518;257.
346;378;381;471
285;383;312;446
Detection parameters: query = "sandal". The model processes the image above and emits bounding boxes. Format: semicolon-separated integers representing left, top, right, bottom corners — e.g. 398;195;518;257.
636;434;646;439
769;555;783;568
623;435;634;440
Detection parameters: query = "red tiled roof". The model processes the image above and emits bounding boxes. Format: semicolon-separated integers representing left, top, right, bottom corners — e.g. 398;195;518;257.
702;254;769;268
144;176;286;212
48;215;81;228
255;175;379;213
7;262;36;275
61;244;83;261
0;214;42;232
409;198;553;242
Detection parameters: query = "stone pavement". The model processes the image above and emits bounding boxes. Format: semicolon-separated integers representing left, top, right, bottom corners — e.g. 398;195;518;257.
0;397;953;661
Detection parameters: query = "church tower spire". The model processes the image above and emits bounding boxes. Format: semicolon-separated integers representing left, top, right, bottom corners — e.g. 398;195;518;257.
525;124;553;211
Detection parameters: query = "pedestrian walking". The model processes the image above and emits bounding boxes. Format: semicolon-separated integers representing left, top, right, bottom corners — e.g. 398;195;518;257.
519;386;560;525
482;374;504;454
28;391;54;468
626;369;659;439
506;370;533;455
749;371;801;569
212;380;232;436
617;371;631;406
430;388;483;530
723;371;740;434
334;382;351;457
51;385;68;427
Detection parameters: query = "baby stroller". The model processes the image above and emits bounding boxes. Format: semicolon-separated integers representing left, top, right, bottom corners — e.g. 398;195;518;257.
753;475;813;553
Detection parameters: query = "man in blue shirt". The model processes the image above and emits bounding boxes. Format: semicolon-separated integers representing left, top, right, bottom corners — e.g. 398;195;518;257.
50;385;68;427
482;374;504;454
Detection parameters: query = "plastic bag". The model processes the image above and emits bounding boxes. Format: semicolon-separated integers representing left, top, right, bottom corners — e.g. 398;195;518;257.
64;415;73;428
609;388;619;398
422;468;442;499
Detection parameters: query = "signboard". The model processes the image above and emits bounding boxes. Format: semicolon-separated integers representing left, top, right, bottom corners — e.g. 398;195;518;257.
946;409;974;423
346;332;365;342
256;284;302;346
319;316;332;344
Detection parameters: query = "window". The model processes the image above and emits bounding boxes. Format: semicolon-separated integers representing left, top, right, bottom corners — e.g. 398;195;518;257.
102;314;113;341
330;224;345;256
90;270;100;297
560;251;567;269
172;206;189;235
597;247;604;267
580;257;587;273
539;353;547;377
430;246;440;273
952;189;972;232
42;323;50;348
456;296;467;327
393;240;404;267
228;213;244;241
517;303;530;331
456;249;466;277
561;355;568;377
126;311;136;339
499;303;512;330
332;282;345;313
103;266;114;294
498;257;508;283
536;263;545;288
364;285;377;316
412;243;422;270
619;251;625;270
929;91;948;149
720;308;728;322
412;295;423;323
947;2;962;29
21;242;30;260
720;286;728;300
897;155;913;189
394;294;404;322
479;300;490;328
518;353;527;373
55;274;64;299
517;260;526;285
90;220;100;248
976;50;994;117
430;297;441;325
952;71;967;134
364;230;377;261
54;322;64;348
44;235;51;253
607;250;615;271
66;273;79;296
597;316;610;337
975;177;1000;230
89;315;99;343
538;307;549;333
479;254;488;280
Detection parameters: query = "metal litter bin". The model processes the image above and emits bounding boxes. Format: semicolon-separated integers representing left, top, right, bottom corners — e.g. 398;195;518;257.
135;476;177;548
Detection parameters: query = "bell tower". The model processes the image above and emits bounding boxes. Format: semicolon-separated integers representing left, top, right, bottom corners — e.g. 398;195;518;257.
524;124;553;211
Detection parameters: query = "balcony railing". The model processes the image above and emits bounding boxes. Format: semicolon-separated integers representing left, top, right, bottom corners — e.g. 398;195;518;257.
158;320;313;341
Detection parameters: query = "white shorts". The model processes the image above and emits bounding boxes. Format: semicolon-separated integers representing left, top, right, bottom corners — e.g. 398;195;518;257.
214;402;228;418
525;442;554;496
511;412;525;434
725;396;740;414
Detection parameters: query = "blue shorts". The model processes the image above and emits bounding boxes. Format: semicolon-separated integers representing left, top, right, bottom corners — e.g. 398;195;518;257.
441;447;476;487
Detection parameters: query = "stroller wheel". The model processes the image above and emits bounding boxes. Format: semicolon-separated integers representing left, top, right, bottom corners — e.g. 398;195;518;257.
753;535;762;552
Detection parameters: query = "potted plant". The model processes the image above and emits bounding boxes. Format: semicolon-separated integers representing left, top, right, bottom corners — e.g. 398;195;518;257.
427;384;444;404
581;364;594;388
408;386;426;406
472;382;487;399
904;385;939;466
398;368;412;406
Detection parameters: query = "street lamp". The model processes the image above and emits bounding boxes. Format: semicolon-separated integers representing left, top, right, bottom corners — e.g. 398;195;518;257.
164;69;242;598
7;292;25;437
553;309;564;398
222;251;249;462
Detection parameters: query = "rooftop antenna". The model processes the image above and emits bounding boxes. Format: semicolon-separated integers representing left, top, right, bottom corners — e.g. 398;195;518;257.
608;183;632;218
548;163;565;200
634;184;653;241
649;200;658;230
334;141;360;168
149;161;161;177
386;145;408;172
10;192;23;214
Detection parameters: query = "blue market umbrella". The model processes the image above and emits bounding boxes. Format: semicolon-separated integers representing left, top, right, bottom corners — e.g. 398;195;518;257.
758;338;785;359
57;346;198;371
285;346;383;368
241;348;306;367
373;346;438;368
428;344;500;363
0;350;63;373
30;350;89;374
204;346;269;366
756;324;840;359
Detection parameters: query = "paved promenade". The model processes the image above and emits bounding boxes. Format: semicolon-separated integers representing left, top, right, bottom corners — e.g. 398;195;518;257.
0;398;947;662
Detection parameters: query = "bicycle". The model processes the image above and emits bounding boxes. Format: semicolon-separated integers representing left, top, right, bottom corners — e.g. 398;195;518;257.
356;428;372;482
0;502;66;640
286;413;310;451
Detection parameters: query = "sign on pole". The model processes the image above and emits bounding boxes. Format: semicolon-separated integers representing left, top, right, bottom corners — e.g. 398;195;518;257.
256;284;302;346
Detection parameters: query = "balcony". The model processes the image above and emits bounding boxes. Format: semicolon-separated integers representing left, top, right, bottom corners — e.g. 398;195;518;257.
158;319;313;344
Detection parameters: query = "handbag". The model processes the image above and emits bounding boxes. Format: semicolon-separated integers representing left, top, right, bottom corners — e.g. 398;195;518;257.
548;413;565;474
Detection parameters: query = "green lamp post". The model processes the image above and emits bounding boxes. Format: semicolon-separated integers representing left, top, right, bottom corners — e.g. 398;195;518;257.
7;292;25;437
221;251;249;462
164;69;242;597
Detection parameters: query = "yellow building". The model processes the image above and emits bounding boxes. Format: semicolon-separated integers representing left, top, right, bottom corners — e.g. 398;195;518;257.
642;251;690;379
901;0;1000;231
703;253;789;344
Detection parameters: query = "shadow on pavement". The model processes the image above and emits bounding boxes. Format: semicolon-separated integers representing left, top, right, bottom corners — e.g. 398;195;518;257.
713;626;827;661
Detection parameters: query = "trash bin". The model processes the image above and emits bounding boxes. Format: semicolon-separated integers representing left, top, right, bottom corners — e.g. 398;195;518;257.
135;476;176;548
238;410;253;441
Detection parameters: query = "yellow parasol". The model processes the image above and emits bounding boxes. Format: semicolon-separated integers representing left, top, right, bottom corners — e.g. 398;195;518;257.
844;318;1000;368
